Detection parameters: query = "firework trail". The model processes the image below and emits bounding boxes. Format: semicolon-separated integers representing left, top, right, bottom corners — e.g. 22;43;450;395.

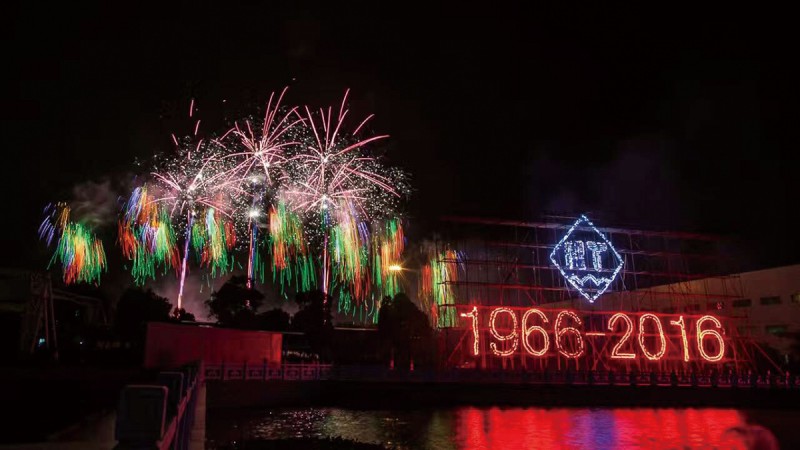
120;105;242;310
118;185;180;284
268;201;315;294
220;88;304;288
283;89;402;216
39;203;107;285
420;249;461;327
373;218;404;298
281;90;409;313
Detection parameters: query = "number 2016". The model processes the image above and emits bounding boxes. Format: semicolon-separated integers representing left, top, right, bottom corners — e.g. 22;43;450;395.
460;307;725;362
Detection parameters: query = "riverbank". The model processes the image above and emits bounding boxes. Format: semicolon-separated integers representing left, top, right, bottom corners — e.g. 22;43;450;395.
208;380;800;410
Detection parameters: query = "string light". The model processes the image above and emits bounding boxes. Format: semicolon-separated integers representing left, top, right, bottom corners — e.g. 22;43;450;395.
638;313;666;361
608;312;635;359
521;308;550;356
459;305;727;364
696;315;725;362
489;308;518;357
554;310;584;359
461;306;480;356
549;215;624;303
565;240;586;270
585;241;607;270
670;315;690;362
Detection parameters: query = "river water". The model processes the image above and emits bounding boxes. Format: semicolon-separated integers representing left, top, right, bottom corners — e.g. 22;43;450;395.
207;407;799;449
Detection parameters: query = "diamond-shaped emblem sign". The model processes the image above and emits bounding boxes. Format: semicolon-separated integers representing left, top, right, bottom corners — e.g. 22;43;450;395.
550;215;624;303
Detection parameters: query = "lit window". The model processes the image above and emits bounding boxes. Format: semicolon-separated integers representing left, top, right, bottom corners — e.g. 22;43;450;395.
732;299;752;308
765;325;788;336
759;296;781;306
791;293;800;305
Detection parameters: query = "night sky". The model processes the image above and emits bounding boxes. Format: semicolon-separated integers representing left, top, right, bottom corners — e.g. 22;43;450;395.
2;3;794;272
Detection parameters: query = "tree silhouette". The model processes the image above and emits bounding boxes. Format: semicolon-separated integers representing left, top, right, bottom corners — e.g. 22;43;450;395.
114;287;172;341
292;290;334;360
378;293;433;368
256;308;291;331
205;276;264;328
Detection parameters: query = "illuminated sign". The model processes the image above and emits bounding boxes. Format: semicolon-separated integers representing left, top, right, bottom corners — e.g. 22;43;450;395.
459;306;726;363
550;215;623;303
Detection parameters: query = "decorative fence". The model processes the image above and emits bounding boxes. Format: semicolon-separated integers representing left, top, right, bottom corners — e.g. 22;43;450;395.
203;362;333;381
204;363;799;389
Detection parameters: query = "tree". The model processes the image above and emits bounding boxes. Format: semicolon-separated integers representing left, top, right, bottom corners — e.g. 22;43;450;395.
205;276;264;328
292;290;334;360
174;308;196;322
378;293;433;368
114;287;173;341
256;308;291;331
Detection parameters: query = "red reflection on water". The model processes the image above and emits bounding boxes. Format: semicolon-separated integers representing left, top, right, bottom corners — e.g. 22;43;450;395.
453;408;746;449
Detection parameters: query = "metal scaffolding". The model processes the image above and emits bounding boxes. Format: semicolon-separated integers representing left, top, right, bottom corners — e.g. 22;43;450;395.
429;215;761;374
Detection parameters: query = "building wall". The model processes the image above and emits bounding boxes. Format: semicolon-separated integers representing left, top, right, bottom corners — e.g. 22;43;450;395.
550;265;800;354
144;322;282;369
730;265;800;352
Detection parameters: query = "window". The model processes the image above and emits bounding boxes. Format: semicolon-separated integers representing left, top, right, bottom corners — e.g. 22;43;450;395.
685;304;700;312
791;293;800;305
765;325;788;336
760;296;781;306
662;307;677;314
707;301;724;310
732;299;752;308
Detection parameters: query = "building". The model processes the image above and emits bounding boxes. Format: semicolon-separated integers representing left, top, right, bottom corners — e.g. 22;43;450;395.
553;265;800;356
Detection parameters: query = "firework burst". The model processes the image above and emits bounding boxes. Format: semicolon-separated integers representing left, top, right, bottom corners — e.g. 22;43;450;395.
120;112;243;309
283;89;406;219
420;248;462;327
219;88;305;287
39;203;107;285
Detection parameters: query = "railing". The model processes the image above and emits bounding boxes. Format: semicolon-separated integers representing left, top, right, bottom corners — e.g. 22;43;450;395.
329;367;800;389
204;363;799;390
114;361;201;450
203;362;332;381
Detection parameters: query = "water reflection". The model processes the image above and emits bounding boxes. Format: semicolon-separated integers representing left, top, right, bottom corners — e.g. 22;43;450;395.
208;407;775;449
451;408;745;449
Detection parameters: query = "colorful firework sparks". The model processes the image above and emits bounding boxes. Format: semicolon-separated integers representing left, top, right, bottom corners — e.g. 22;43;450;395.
268;201;315;293
31;90;410;321
329;203;370;301
271;90;409;316
118;185;180;284
221;87;304;187
218;88;305;288
372;218;405;298
190;207;237;276
120;112;243;309
39;203;107;285
282;89;408;219
420;249;461;327
149;138;240;217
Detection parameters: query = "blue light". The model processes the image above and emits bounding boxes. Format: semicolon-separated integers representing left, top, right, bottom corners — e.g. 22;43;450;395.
550;215;624;303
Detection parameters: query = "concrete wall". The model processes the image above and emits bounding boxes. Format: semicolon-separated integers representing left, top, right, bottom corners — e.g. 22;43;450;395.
144;322;282;369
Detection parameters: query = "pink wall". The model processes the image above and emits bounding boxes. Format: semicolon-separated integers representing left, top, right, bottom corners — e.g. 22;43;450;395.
144;322;282;369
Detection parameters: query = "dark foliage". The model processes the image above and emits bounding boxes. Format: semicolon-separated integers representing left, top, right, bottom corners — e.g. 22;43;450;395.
114;287;172;341
256;308;291;332
205;276;265;329
292;290;334;360
378;293;433;368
